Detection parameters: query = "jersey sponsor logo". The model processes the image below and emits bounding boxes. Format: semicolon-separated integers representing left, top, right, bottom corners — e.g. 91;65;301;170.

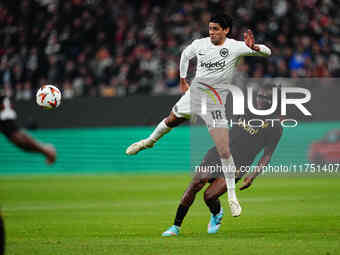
200;60;226;69
219;48;229;57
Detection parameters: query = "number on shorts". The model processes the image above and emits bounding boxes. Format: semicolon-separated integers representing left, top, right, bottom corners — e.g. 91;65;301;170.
211;110;222;120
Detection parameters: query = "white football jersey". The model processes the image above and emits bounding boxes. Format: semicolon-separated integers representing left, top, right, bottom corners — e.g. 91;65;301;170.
180;37;271;89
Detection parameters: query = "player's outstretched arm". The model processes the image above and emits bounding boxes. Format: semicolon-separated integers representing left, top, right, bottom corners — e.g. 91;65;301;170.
240;130;282;190
8;130;56;164
239;153;271;190
241;29;271;57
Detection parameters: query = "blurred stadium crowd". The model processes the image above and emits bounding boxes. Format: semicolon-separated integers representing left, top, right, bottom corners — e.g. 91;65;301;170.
1;0;340;99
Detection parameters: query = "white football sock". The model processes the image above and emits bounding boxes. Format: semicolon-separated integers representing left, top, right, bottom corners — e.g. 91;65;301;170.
221;156;237;201
148;119;172;143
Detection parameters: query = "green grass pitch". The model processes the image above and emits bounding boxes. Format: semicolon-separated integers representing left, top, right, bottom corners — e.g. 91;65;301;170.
1;174;340;255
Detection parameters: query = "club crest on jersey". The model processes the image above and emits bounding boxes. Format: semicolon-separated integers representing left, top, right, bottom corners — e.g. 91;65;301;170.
219;48;229;57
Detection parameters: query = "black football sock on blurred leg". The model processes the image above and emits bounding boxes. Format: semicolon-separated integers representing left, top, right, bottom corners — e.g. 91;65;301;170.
174;204;190;227
206;199;221;216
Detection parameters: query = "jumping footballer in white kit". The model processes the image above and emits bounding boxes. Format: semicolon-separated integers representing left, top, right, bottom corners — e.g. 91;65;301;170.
126;14;271;221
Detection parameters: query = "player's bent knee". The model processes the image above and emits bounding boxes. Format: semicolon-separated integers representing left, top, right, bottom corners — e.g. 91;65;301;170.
204;190;219;202
191;180;205;193
204;188;225;202
204;181;226;202
190;177;208;191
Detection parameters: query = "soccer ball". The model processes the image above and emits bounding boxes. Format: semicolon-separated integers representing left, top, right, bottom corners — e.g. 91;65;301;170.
36;85;61;109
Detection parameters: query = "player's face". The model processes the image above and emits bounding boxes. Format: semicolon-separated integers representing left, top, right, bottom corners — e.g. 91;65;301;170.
256;88;273;109
209;22;229;45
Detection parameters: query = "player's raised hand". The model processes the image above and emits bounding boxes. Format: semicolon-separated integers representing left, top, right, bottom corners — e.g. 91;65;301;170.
239;176;254;190
244;29;260;51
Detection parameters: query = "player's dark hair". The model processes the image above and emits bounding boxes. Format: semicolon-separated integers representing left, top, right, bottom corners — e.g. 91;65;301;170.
210;14;233;31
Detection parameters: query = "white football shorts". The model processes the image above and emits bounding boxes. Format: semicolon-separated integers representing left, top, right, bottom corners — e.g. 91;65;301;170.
172;81;229;129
